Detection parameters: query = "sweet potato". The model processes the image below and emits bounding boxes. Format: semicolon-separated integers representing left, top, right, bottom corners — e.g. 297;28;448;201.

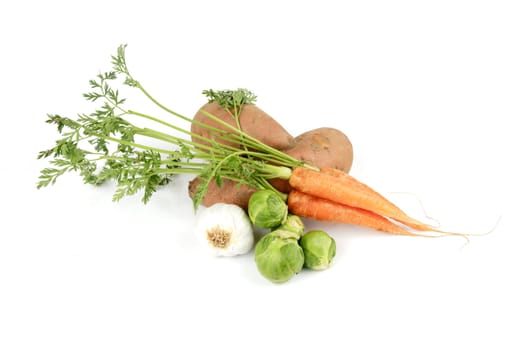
191;102;295;150
188;127;353;209
188;177;258;210
284;127;353;173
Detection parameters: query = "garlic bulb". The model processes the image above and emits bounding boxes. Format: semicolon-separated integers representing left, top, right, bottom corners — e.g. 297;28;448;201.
195;203;254;256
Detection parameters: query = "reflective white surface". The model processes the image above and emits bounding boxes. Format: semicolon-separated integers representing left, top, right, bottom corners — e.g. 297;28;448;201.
1;1;523;349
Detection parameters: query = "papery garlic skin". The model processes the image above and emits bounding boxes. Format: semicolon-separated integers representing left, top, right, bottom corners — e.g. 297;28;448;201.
195;203;254;256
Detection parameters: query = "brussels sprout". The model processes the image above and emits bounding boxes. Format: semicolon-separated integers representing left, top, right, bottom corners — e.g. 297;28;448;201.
270;229;300;240
299;230;336;271
254;233;304;283
248;190;287;229
274;214;304;238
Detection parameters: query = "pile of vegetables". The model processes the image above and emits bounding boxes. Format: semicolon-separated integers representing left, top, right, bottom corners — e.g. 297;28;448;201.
193;189;336;282
249;190;336;283
37;45;480;284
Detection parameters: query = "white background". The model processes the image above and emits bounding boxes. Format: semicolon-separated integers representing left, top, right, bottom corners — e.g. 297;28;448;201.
1;1;524;349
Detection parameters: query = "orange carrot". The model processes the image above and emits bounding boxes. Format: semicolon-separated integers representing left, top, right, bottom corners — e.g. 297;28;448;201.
290;167;434;231
287;190;439;237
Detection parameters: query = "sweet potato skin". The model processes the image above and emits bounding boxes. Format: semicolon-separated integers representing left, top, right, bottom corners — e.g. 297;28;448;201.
191;102;295;150
285;127;353;172
188;177;258;210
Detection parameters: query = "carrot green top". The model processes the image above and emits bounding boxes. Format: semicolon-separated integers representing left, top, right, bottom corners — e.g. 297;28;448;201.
37;44;316;210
